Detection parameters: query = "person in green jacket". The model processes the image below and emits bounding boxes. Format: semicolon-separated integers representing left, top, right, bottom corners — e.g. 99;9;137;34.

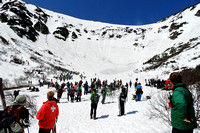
101;82;110;104
169;72;197;133
90;89;100;120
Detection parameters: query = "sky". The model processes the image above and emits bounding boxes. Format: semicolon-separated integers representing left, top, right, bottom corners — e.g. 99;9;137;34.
23;0;200;25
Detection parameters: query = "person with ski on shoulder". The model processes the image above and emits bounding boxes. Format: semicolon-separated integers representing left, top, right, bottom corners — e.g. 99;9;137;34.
168;72;197;133
36;91;59;133
90;89;100;120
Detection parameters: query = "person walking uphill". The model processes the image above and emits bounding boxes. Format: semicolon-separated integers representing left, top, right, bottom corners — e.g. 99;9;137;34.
168;72;197;133
36;91;59;133
90;89;100;120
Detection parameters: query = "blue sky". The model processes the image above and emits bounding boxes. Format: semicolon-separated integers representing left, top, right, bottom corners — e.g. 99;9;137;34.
23;0;199;25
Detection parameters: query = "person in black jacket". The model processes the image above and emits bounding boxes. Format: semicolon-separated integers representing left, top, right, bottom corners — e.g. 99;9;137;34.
118;87;127;116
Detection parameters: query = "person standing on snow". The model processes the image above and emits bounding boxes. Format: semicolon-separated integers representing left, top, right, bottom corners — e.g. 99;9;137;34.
134;78;138;89
129;80;132;88
136;83;143;101
76;83;82;102
101;81;110;104
118;87;127;116
84;81;89;95
36;91;59;133
168;72;197;133
57;85;63;103
90;89;100;120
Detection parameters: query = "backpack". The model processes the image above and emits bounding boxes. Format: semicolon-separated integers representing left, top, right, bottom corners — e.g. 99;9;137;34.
92;94;99;104
0;105;24;133
120;92;126;101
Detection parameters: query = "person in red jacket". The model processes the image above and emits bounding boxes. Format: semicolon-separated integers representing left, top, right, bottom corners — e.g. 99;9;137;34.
36;91;59;133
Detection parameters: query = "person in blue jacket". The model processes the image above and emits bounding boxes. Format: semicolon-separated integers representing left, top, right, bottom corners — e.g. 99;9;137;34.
136;83;143;101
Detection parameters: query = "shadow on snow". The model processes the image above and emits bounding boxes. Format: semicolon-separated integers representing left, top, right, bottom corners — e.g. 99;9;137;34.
98;115;109;119
126;111;138;115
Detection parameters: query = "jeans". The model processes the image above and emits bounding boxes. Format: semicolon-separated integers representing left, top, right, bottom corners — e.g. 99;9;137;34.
136;93;142;101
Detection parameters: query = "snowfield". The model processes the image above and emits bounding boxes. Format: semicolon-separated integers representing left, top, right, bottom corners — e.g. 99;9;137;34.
1;76;199;133
0;0;200;132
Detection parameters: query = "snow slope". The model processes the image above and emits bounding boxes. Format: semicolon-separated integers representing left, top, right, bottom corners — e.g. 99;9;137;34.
0;0;199;86
0;0;200;132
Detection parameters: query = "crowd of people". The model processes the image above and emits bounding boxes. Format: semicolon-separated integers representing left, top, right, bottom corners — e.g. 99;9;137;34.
0;72;198;133
144;78;174;90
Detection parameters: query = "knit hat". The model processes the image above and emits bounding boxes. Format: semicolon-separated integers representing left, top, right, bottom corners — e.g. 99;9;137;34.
14;95;27;106
47;91;54;100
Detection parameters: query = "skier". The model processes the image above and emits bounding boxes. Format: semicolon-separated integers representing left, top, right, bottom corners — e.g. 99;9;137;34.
90;89;100;120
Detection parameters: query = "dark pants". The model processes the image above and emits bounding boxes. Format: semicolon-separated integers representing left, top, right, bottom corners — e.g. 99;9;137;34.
70;94;74;102
67;93;69;101
101;93;106;104
119;101;125;115
172;127;193;133
39;128;51;133
90;103;97;118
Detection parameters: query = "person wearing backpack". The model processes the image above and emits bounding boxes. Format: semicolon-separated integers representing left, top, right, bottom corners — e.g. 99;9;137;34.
0;95;30;133
36;91;59;133
90;89;100;120
168;72;197;133
136;83;143;101
118;87;127;116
